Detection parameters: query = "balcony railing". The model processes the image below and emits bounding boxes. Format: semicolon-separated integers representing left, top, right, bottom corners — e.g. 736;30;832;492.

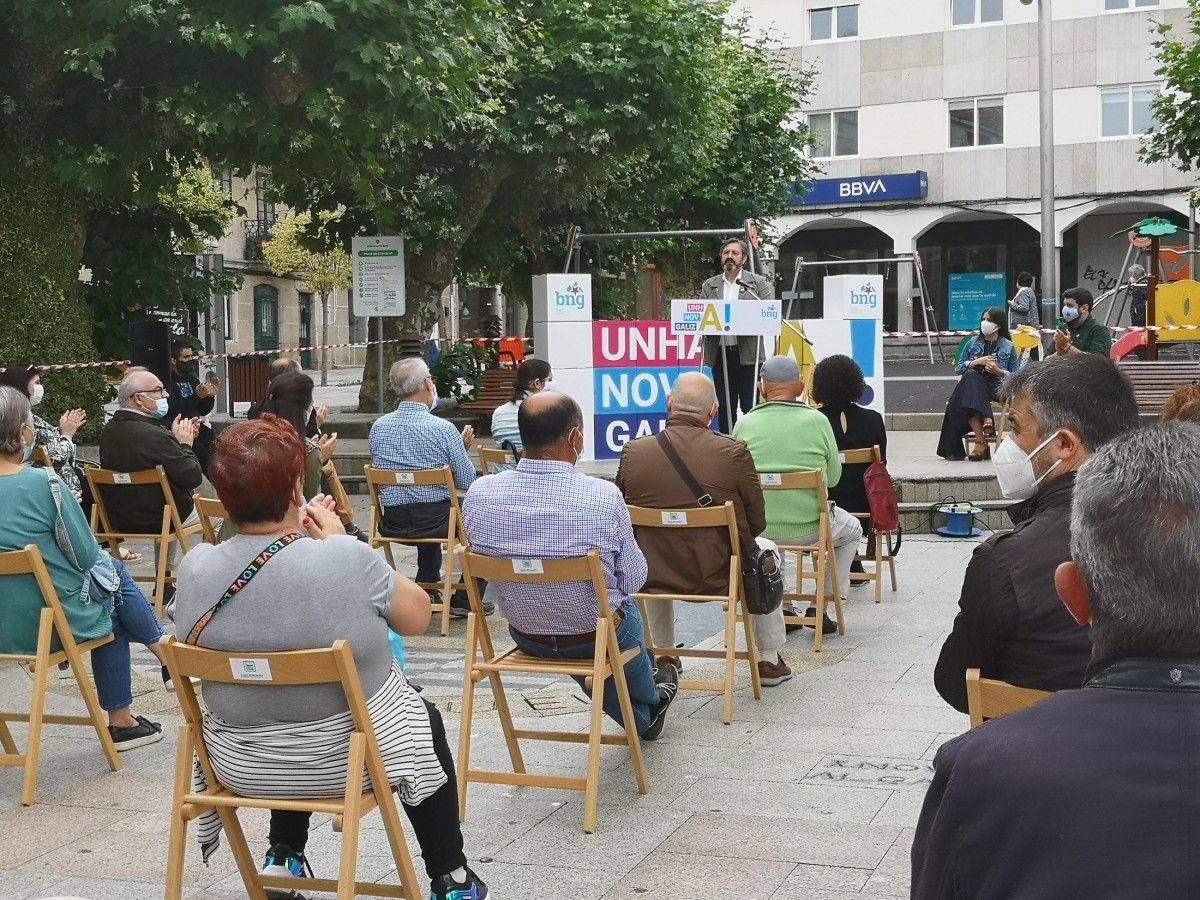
244;219;275;261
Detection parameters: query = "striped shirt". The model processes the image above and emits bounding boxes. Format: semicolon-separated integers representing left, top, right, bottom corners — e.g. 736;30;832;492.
490;398;524;451
369;401;476;505
463;459;648;635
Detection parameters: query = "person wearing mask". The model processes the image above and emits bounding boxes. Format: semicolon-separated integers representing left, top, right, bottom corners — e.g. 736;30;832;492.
1053;287;1112;357
490;358;552;453
166;341;219;474
932;354;1139;714
936;307;1020;462
1008;271;1041;362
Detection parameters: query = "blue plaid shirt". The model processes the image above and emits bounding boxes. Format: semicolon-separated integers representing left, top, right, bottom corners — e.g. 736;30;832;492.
369;402;477;505
463;459;648;635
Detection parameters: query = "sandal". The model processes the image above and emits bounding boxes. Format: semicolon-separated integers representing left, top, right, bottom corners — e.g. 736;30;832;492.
967;442;991;462
118;547;143;564
982;419;996;437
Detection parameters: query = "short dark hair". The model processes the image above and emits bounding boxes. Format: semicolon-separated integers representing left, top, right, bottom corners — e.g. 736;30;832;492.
981;306;1011;341
811;355;865;411
1016;271;1033;287
1063;286;1094;312
210;415;306;525
1001;353;1138;450
519;394;582;451
171;340;192;360
512;358;552;403
0;365;38;398
258;370;314;441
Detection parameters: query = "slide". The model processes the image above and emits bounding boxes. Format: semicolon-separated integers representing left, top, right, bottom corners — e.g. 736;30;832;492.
1111;329;1146;361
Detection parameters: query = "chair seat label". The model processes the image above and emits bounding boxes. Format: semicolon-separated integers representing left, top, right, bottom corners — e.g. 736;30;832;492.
661;511;689;525
113;473;132;484
229;658;273;681
760;474;782;486
512;558;544;574
394;472;415;484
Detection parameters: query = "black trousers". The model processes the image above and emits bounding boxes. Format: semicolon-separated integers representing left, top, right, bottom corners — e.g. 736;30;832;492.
268;700;467;880
711;346;757;434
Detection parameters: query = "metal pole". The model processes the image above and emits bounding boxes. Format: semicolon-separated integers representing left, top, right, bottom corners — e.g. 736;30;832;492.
1037;0;1057;337
1191;199;1197;282
376;316;385;413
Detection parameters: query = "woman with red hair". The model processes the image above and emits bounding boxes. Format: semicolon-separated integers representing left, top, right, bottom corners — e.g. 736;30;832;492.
174;416;489;900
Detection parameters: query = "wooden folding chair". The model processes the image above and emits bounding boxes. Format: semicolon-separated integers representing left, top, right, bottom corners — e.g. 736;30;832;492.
321;460;356;526
758;470;846;652
839;446;899;604
193;495;227;545
477;446;517;474
0;546;121;806
86;466;202;616
965;668;1052;728
161;638;421;900
456;550;650;834
26;445;53;468
628;502;762;725
363;465;464;636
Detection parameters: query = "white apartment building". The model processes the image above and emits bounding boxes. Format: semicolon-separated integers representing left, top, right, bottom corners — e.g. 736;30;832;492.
736;0;1195;332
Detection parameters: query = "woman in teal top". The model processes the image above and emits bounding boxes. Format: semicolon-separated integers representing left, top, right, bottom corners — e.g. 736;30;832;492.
0;386;165;749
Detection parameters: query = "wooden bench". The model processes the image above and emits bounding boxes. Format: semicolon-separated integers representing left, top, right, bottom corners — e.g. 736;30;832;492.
460;367;519;425
1118;360;1200;416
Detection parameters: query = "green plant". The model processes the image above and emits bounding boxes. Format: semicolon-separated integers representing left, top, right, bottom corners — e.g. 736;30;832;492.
430;343;489;404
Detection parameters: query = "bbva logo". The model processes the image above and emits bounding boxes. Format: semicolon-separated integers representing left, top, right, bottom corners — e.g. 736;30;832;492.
839;179;887;198
850;283;878;308
554;282;587;309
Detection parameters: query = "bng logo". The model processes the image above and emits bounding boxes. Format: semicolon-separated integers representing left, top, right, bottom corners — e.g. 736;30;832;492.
554;282;587;309
849;283;878;309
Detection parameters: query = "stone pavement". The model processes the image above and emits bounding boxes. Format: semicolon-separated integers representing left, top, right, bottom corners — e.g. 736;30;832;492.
0;532;979;899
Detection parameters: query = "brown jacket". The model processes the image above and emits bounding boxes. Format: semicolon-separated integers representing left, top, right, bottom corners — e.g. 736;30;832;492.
615;414;765;596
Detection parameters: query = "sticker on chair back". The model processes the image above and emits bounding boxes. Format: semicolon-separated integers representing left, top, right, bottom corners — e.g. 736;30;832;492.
229;658;273;681
393;472;415;484
760;474;782;486
661;511;688;526
512;558;544;575
113;473;131;484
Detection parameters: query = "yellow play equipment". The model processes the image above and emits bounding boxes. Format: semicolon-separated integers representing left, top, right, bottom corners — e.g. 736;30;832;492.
1152;279;1200;343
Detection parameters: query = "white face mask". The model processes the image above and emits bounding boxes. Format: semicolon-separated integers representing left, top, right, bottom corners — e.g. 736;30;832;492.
980;320;998;338
568;427;582;465
991;430;1063;501
29;383;44;406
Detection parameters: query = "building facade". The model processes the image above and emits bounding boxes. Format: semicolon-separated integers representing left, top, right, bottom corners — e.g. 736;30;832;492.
736;0;1194;332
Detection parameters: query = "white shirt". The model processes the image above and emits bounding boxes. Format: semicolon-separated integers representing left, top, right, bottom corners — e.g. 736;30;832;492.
722;275;740;345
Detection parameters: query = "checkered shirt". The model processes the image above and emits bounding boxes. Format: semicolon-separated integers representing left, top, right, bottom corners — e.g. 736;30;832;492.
463;459;648;635
368;402;477;506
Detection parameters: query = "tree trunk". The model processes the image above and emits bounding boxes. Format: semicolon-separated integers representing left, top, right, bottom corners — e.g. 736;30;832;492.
319;291;330;386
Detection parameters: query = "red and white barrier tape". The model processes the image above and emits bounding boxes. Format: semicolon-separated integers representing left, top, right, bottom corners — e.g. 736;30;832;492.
882;325;1200;338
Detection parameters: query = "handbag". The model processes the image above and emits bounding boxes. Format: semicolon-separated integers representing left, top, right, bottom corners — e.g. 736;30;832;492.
863;460;902;555
653;432;783;615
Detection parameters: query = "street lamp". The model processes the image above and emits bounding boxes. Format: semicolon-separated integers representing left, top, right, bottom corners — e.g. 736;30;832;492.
1020;0;1056;334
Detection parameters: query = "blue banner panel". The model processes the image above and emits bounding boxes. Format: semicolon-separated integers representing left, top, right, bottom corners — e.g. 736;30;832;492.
792;171;928;206
594;413;670;460
948;272;1007;331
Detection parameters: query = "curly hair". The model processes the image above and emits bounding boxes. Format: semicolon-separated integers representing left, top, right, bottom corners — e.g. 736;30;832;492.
1162;383;1200;425
811;354;866;411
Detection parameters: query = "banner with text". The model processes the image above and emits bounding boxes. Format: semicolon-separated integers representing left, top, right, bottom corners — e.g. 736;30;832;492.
670;299;783;337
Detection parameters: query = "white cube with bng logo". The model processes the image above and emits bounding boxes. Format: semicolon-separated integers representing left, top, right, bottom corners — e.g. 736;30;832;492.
533;274;592;324
822;274;884;321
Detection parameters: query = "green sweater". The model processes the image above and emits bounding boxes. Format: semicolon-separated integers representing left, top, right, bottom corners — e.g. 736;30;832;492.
0;468;108;654
732;401;842;540
1068;315;1112;356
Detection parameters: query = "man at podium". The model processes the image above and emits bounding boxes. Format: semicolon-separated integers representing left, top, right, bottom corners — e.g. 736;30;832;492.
700;238;774;433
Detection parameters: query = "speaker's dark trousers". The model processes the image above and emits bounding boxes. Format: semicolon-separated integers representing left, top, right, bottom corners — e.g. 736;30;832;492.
712;345;757;434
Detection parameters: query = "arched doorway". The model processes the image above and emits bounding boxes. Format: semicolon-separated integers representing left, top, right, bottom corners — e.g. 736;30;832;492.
253;283;280;352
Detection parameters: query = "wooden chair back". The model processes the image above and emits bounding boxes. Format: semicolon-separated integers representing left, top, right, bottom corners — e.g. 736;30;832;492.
461;550;613;617
26;445;53;468
477;446;518;474
966;668;1053;728
0;546;120;805
193;495;228;544
161;637;421;899
321;460;355;525
757;469;831;542
86;465;187;539
839;445;882;466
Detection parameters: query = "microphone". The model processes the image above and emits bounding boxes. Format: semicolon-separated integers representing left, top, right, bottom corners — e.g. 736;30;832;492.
735;276;763;301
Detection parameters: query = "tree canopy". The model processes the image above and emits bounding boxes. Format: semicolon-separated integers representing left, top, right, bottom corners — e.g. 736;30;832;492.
1146;1;1200;171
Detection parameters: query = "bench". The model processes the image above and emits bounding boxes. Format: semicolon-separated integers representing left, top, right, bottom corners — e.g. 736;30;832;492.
460;366;519;426
1118;360;1200;416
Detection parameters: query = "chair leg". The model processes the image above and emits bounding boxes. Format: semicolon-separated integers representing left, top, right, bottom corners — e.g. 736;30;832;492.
377;783;421;899
813;556;825;654
439;547;453;636
741;603;762;701
218;805;269;900
887;531;899;592
21;611;54;806
457;613;478;822
61;622;121;774
609;627;649;798
582;639;609;834
153;537;171;617
382;541;397;569
165;725;194;900
0;715;17;756
874;530;884;604
336;734;366;900
721;599;737;725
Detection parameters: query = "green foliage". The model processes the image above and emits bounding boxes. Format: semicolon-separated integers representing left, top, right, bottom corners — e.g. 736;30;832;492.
430;343;488;404
1145;3;1200;170
262;211;351;297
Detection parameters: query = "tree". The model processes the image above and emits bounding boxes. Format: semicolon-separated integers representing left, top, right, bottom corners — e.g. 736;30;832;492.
262;212;351;386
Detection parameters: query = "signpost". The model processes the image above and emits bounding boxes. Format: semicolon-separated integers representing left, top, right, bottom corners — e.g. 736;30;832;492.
352;236;406;412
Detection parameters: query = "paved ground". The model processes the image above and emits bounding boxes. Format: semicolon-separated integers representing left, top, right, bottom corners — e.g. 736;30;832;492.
0;532;979;899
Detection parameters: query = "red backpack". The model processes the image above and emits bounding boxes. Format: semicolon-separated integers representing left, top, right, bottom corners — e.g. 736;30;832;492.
864;461;900;533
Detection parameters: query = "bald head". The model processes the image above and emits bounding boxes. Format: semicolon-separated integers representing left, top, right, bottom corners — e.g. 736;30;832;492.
669;372;718;422
519;392;583;461
270;357;302;378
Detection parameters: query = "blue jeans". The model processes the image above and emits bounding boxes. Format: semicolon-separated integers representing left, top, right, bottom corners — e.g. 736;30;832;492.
91;560;166;712
509;603;661;735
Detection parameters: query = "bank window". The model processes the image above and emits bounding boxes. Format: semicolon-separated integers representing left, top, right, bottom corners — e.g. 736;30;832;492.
948;97;1004;148
810;5;858;41
809;110;859;157
1104;0;1158;9
1102;84;1159;136
951;0;1002;26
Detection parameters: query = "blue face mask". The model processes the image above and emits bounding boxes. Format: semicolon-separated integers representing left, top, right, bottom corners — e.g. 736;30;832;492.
1062;305;1080;322
21;442;34;463
154;397;170;418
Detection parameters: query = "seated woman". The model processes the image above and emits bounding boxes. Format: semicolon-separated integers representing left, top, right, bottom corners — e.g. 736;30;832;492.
175;417;489;900
490;357;552;452
0;386;166;749
936;307;1020;462
811;354;888;573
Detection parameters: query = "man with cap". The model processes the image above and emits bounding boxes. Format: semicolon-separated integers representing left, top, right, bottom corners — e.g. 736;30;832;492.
734;355;862;637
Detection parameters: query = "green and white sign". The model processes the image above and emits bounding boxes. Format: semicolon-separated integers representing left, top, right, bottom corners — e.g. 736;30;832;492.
351;236;406;316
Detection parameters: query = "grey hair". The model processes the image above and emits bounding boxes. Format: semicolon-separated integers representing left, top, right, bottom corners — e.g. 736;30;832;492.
1072;422;1200;656
389;357;430;398
1128;264;1146;280
1000;354;1138;451
117;367;154;407
0;385;33;455
670;372;717;415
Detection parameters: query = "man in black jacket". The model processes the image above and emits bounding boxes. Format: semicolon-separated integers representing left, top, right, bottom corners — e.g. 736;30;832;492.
166;341;219;473
933;354;1138;712
913;422;1200;898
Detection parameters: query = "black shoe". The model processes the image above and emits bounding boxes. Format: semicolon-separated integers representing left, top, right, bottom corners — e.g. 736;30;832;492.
654;661;679;689
641;682;678;742
343;521;370;544
430;866;489;899
449;590;493;619
850;559;865;574
108;715;164;751
783;604;806;634
162;665;199;693
805;607;838;635
261;842;313;899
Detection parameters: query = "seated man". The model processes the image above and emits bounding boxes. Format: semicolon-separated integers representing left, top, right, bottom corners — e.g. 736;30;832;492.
1053;286;1112;357
617;372;792;686
733;356;862;636
464;392;677;740
912;421;1200;898
369;357;491;617
933;353;1139;712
